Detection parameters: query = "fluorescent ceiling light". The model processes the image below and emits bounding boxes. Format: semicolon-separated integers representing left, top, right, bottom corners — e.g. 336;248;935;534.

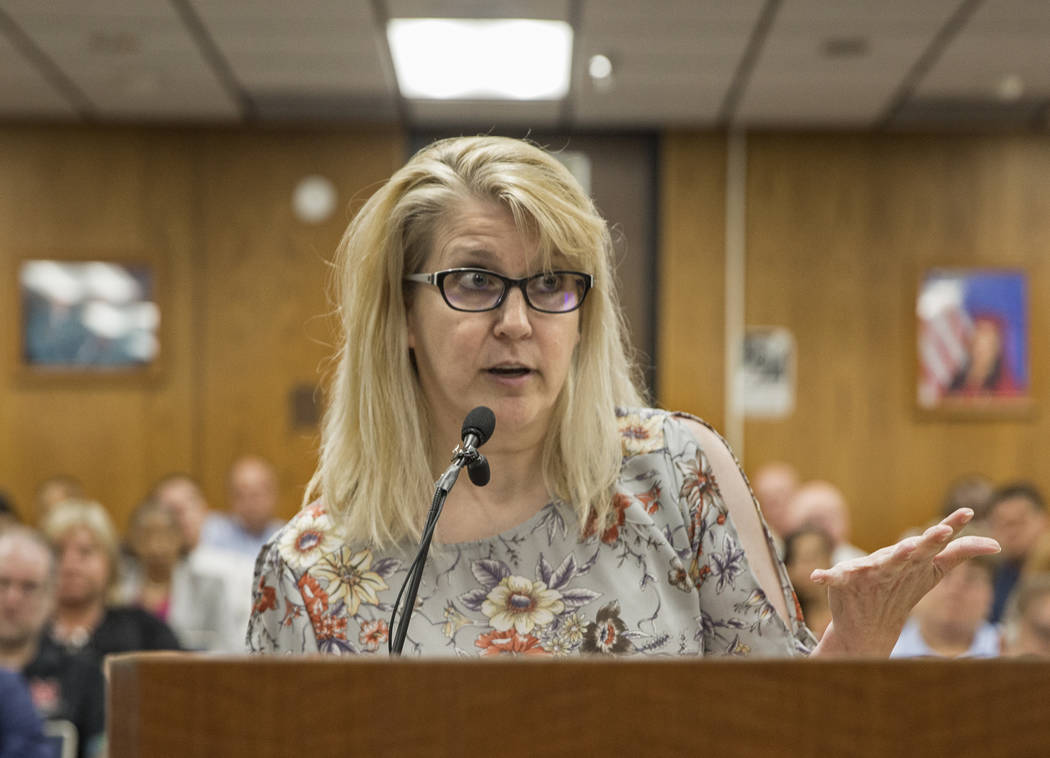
387;18;573;100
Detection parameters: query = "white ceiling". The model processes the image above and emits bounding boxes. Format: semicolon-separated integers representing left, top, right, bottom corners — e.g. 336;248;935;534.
0;0;1047;130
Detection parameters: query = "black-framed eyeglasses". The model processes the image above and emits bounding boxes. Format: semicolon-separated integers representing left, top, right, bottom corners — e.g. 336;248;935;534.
404;268;593;313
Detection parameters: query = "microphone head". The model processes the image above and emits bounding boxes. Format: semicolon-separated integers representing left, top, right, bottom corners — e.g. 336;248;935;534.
461;406;496;447
467;456;491;487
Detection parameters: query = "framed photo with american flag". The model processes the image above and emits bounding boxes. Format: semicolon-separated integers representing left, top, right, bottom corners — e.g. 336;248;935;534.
917;268;1031;415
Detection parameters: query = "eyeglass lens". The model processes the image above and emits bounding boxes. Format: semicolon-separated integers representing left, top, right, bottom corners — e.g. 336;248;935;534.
442;270;586;312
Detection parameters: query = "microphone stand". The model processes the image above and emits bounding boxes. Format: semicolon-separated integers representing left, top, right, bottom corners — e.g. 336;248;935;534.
389;443;487;655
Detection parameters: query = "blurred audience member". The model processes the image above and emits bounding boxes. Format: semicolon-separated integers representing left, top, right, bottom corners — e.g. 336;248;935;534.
940;474;995;523
120;497;228;651
986;483;1048;623
200;456;284;558
33;475;85;528
0;527;104;757
1022;531;1050;576
0;668;50;758
152;474;256;651
891;550;999;658
1002;574;1050;657
751;461;801;555
789;481;866;565
0;492;19;531
783;526;834;638
42;500;180;660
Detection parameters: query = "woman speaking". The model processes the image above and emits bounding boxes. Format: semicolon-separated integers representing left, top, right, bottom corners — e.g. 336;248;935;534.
247;136;997;658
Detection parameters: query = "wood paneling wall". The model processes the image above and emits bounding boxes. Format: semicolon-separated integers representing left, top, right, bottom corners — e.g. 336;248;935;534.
661;132;1050;550
0;126;404;530
657;133;727;431
6;126;1048;552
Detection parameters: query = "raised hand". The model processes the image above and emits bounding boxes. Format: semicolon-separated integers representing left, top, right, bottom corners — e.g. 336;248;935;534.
810;508;1001;657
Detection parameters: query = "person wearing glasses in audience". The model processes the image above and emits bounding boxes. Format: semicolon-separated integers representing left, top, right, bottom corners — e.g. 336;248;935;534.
247;136;998;658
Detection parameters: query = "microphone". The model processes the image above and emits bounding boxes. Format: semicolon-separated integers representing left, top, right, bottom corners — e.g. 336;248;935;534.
460;407;495;487
389;406;496;655
461;406;495;449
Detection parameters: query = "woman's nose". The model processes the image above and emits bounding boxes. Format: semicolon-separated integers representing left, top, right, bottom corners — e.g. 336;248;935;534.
493;286;533;338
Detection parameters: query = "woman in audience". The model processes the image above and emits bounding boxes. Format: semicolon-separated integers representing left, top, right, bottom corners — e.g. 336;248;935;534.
121;497;228;650
42;500;180;661
783;527;834;638
1002;574;1050;657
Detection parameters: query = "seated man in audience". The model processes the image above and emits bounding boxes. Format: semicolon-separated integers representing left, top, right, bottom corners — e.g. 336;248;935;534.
939;474;995;524
891;549;1000;658
152;474;256;650
788;480;866;565
750;461;801;557
0;527;104;757
1003;574;1050;657
987;483;1048;623
200;456;284;558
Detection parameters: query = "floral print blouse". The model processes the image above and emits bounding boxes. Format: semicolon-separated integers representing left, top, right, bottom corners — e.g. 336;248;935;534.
247;408;816;657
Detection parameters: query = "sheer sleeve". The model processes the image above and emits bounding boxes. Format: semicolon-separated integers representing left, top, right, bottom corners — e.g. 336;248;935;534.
664;413;816;656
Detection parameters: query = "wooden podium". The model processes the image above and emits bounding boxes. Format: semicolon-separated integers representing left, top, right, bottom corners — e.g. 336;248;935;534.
108;653;1050;757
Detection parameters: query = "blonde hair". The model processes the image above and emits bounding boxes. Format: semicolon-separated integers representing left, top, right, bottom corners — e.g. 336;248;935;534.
41;499;122;596
306;136;644;546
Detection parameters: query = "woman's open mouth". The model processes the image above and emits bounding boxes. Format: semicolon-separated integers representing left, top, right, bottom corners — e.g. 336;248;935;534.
487;366;532;379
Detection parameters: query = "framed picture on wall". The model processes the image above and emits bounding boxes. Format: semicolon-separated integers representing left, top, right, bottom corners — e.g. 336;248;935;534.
916;268;1031;416
15;258;161;379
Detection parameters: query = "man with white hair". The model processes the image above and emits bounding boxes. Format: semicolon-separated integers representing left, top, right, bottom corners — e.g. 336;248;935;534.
0;527;104;757
788;480;866;566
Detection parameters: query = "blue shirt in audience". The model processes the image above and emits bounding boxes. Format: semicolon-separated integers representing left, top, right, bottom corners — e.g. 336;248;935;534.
0;669;50;758
199;513;283;559
890;617;1000;658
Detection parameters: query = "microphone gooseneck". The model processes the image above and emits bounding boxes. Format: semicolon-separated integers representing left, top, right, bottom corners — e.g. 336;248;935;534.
389;406;495;655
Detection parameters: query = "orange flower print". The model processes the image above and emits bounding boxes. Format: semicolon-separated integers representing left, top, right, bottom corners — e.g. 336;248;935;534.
583;492;632;544
636;482;662;515
252;578;277;614
314;614;348;642
601;493;632;544
298;573;330;627
359;618;389;651
474;629;549;656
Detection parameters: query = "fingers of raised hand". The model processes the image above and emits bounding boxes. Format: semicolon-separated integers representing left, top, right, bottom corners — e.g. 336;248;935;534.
932;535;1002;573
940;507;976;532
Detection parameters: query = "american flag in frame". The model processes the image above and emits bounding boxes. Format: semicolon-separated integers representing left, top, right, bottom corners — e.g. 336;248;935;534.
917;268;1029;412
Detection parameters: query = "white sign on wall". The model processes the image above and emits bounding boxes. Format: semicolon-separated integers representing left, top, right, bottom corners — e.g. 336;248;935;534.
734;326;796;418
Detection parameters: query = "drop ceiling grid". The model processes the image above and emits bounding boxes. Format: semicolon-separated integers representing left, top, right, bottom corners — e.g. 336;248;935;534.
1;0;238;119
915;0;1050;97
194;0;392;95
736;0;963;125
573;0;766;125
0;33;77;116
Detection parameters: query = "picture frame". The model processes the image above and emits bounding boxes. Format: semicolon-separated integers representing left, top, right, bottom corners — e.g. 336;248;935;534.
916;267;1031;418
13;256;163;382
